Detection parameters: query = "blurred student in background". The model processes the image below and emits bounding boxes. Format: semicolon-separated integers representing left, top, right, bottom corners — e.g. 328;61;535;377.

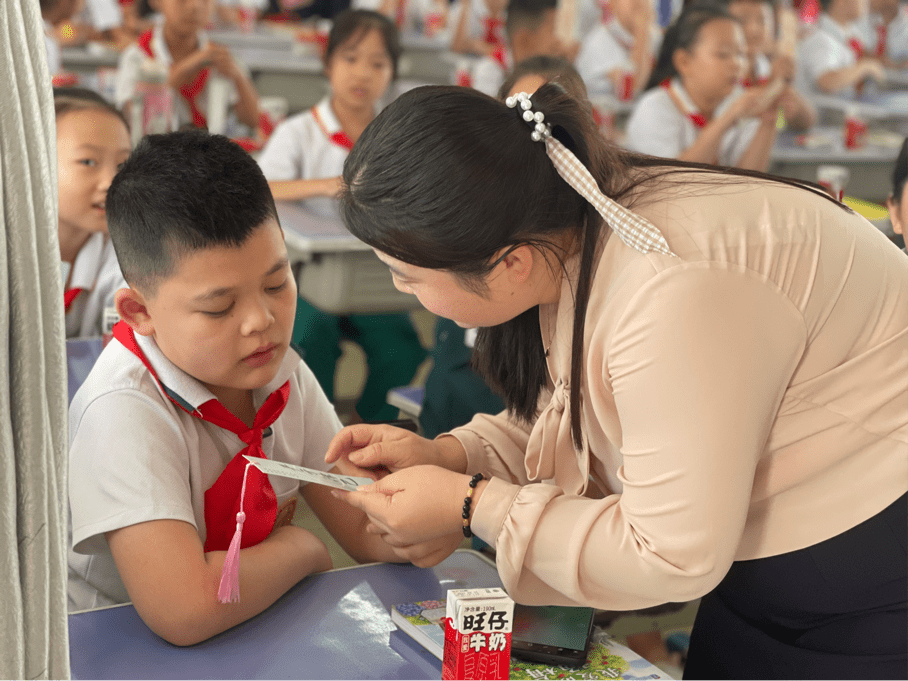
116;0;261;131
257;10;426;423
887;139;908;255
796;0;885;94
53;88;131;339
625;2;781;171
725;0;815;129
575;0;662;99
41;0;80;77
451;0;509;55
471;0;570;97
858;0;908;67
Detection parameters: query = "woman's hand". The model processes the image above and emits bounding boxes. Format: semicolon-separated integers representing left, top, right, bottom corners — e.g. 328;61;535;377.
325;424;468;479
333;465;482;566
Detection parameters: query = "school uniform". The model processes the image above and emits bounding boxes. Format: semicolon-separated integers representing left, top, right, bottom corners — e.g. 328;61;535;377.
575;20;662;98
858;6;908;63
75;0;123;32
470;46;512;97
452;176;908;678
63;232;126;339
796;13;865;95
257;98;427;422
624;78;760;166
453;0;506;51
43;19;61;76
115;23;241;129
742;52;772;87
67;333;341;611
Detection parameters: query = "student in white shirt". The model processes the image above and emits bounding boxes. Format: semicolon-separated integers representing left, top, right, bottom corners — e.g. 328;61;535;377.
451;0;509;55
725;0;815;129
257;10;426;423
797;0;885;94
576;0;662;99
40;0;79;76
858;0;908;67
625;2;781;171
470;0;568;97
69;131;406;642
54;88;131;339
115;0;261;131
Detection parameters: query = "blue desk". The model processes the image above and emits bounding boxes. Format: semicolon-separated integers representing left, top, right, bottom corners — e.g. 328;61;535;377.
67;337;103;405
69;549;503;679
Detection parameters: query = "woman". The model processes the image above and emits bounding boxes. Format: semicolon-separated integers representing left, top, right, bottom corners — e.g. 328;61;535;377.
326;84;907;678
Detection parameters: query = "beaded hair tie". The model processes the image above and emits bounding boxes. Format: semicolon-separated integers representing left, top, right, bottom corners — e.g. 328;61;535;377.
505;92;677;258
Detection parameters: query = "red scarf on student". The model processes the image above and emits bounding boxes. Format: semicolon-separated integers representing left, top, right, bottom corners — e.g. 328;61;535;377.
661;78;708;128
112;321;288;552
875;24;887;57
311;105;355;150
482;16;504;47
138;30;210;129
64;287;83;312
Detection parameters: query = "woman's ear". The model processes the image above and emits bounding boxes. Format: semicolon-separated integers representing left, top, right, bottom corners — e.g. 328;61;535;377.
887;196;904;236
494;244;536;285
115;287;155;337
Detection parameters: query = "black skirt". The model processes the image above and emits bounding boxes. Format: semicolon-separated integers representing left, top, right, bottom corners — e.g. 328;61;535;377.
684;492;907;680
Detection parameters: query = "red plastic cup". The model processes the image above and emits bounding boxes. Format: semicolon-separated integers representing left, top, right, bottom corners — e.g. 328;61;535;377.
843;115;867;149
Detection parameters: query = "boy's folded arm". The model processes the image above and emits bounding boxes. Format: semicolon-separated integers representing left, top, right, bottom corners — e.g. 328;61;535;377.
106;518;332;646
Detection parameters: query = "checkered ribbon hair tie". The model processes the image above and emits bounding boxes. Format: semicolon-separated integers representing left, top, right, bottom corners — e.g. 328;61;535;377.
505;92;677;257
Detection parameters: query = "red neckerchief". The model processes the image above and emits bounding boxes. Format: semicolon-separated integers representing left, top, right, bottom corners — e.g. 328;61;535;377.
742;75;769;88
112;320;287;552
138;29;211;129
798;0;820;24
312;104;355;150
875;24;887;57
482;16;504;47
64;287;83;312
491;45;509;70
395;0;407;28
661;78;708;128
598;0;612;24
847;36;865;59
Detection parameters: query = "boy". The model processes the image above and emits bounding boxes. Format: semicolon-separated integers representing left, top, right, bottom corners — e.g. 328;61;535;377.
575;0;662;99
67;131;406;645
858;0;908;67
115;0;261;131
41;0;80;77
471;0;571;97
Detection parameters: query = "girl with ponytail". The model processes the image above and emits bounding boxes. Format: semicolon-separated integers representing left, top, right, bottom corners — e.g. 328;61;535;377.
625;1;781;170
326;83;907;678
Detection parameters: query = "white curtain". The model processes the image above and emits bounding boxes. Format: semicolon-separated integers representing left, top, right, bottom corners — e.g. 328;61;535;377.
0;1;71;678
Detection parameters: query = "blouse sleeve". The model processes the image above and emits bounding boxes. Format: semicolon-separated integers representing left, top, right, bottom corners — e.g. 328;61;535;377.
472;263;807;609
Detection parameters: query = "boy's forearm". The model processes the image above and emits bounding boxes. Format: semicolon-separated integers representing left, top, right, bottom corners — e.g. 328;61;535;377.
118;522;331;646
231;73;261;129
736;119;777;172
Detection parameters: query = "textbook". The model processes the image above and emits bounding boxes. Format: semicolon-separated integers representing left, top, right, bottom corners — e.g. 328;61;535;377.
390;600;448;660
391;600;675;679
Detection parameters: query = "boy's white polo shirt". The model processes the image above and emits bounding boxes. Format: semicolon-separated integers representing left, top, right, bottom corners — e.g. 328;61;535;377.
64;232;127;339
67;334;341;611
44;20;61;76
76;0;123;32
115;23;240;129
623;78;760;167
471;47;512;97
256;97;351;220
796;14;862;95
576;20;663;97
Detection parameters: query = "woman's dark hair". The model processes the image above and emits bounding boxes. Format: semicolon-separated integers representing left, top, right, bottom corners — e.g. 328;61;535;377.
53;86;129;130
646;1;738;90
891;138;908;205
341;84;844;448
325;9;402;79
498;55;589;101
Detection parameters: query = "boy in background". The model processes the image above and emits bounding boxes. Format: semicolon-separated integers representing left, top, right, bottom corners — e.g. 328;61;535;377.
115;0;261;131
68;131;410;644
41;0;80;77
471;0;572;96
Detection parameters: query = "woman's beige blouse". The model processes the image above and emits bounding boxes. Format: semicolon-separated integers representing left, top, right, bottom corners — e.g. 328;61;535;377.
451;176;908;610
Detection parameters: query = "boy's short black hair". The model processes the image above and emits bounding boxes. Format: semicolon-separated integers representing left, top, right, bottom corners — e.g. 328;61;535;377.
106;131;278;295
498;55;588;100
505;0;558;37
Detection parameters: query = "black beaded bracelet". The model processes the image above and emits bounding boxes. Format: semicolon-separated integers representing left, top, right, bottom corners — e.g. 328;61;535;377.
461;473;485;538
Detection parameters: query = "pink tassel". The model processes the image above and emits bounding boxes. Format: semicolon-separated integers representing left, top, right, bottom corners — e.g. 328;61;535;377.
217;462;252;604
